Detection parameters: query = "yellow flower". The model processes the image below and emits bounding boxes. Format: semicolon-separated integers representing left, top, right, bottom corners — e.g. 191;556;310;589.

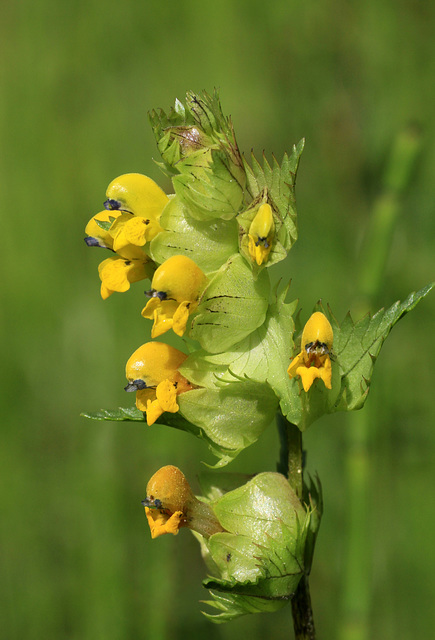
287;311;334;392
85;174;169;298
141;255;207;338
248;203;275;266
142;465;224;539
98;256;152;300
104;173;169;223
125;342;194;426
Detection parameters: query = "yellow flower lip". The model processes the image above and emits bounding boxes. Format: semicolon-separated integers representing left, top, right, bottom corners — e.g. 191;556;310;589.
98;256;151;300
287;312;334;392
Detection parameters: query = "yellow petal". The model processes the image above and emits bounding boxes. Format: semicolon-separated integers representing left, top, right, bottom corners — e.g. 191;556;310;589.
155;380;179;413
297;365;322;392
145;398;165;426
151;256;207;304
249;203;274;239
125;342;189;388
172;301;193;337
135;388;156;412
100;282;112;300
98;257;150;298
145;506;183;539
142;298;179;338
287;352;305;379
318;355;332;389
301;312;333;351
106;173;169;221
85;210;123;249
111;215;162;254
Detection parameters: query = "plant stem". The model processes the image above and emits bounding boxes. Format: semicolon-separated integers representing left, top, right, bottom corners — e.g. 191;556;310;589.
277;413;315;640
291;575;316;640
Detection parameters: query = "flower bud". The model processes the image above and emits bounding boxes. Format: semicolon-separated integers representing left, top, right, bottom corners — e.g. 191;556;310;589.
143;466;224;539
248;203;275;265
149;91;246;221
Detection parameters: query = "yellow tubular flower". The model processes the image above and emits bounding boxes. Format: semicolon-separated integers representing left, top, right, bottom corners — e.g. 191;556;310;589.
125;342;194;426
105;173;169;222
287;311;334;392
142;466;224;539
104;173;168;253
98;256;152;300
141;255;207;338
248;203;275;266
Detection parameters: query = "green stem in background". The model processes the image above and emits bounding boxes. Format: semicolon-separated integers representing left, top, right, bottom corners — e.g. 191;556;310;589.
338;126;422;640
277;413;315;640
358;125;422;305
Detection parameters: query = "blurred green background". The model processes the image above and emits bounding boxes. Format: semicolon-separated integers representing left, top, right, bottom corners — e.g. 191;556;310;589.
1;1;434;638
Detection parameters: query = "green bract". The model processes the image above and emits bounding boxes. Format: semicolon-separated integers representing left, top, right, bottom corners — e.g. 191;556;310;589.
190;253;270;353
196;472;311;621
149;196;238;272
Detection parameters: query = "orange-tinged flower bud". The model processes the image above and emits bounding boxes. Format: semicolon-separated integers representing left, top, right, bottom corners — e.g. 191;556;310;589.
143;466;224;539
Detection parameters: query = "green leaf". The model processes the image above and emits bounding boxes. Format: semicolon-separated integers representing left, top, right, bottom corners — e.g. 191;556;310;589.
332;283;434;412
190;253;270;353
149;90;246;192
201;590;287;623
181;284;296;404
149;196;238;272
173;151;244;221
94;217;115;232
243;139;304;252
81;407;146;421
283;282;434;430
178;382;278;466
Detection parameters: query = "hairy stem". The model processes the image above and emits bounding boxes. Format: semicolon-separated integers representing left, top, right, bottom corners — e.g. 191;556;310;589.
277;414;316;640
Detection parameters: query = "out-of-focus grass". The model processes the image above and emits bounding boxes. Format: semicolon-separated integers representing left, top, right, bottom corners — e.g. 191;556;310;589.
1;1;434;638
